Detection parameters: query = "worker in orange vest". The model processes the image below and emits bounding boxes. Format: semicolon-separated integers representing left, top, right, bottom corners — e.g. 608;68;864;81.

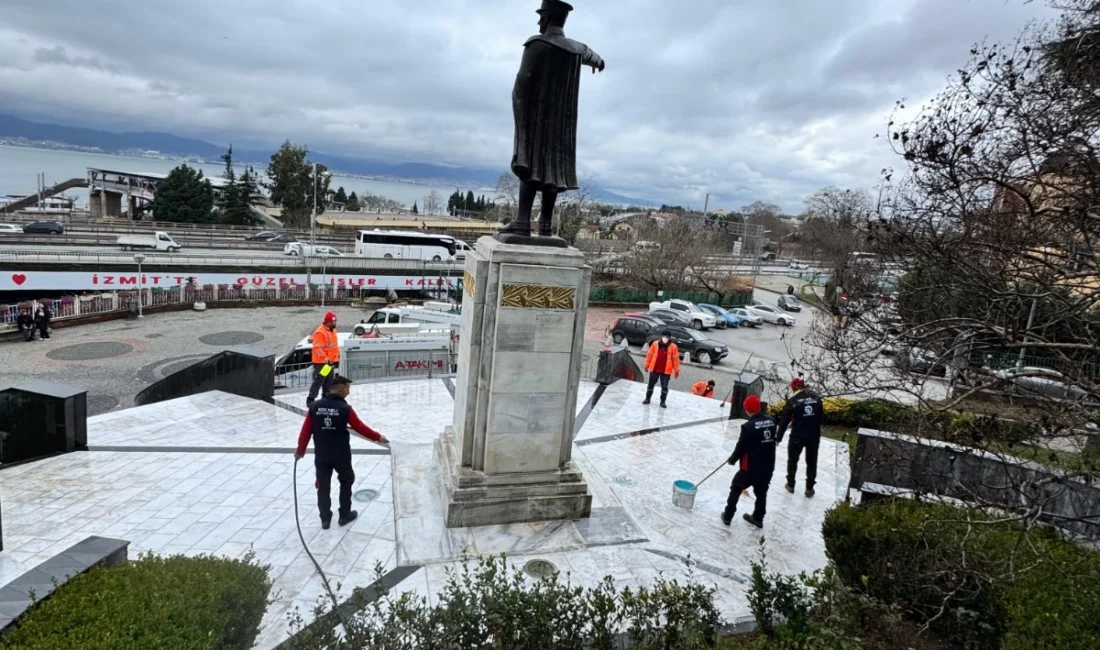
643;330;681;408
691;380;716;398
307;311;341;406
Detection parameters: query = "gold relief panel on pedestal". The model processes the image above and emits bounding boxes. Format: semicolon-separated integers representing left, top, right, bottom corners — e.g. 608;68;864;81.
463;271;475;297
501;283;576;310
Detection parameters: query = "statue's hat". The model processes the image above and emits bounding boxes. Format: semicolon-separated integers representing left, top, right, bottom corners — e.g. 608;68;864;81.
537;0;574;15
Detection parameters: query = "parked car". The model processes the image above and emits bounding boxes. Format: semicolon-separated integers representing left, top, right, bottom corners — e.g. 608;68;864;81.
609;314;664;345
644;325;729;364
269;234;297;243
982;366;1096;404
788;260;809;270
777;295;802;312
748;304;796;326
648;299;717;330
647;308;693;328
246;231;280;241
23;220;64;234
759;252;776;261
732;308;762;327
698;303;740;328
0;223;23;234
895;346;948;377
284;242;342;256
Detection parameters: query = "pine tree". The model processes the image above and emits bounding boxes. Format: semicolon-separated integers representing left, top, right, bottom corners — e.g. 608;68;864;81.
154;164;215;223
466;191;476;213
412;202;419;214
347;191;360;211
334;186;348;205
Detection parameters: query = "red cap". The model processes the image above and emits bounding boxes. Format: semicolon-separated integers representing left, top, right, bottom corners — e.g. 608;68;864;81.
323;311;337;323
790;377;806;391
743;395;761;415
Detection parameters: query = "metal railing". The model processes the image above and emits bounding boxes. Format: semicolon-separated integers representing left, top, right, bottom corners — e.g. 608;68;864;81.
275;351;457;389
0;247;464;271
0;284;431;331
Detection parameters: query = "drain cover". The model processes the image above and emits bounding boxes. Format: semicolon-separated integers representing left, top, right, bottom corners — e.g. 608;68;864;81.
524;559;558;579
353;489;379;503
613;475;635;486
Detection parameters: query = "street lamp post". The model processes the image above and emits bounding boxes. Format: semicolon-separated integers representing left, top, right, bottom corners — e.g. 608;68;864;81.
321;257;328;309
134;253;146;319
310;164;331;250
311;162;318;248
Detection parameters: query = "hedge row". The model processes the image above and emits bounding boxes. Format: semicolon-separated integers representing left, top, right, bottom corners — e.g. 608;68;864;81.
767;396;1036;447
0;553;271;650
823;500;1100;650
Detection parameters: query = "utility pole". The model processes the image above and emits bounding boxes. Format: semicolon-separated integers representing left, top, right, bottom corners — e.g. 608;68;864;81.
702;193;709;217
310;162;317;248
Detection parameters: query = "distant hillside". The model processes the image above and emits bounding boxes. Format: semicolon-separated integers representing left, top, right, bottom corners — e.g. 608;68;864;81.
0;112;654;205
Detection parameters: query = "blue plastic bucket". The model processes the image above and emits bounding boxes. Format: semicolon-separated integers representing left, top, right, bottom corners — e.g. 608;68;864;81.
672;479;698;509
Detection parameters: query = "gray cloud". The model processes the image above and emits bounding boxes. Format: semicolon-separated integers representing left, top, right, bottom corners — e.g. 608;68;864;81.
0;0;1056;211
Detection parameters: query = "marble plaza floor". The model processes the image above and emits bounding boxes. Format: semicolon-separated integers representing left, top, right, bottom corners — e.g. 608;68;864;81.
0;378;849;648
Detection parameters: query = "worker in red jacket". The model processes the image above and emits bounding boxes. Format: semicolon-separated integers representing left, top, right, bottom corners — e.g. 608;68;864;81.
294;375;389;529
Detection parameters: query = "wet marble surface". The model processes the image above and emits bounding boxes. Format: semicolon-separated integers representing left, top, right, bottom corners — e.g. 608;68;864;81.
0;377;847;649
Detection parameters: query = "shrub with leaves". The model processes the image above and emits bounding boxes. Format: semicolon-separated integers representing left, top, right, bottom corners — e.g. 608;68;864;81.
0;552;272;650
284;554;723;650
823;500;1100;650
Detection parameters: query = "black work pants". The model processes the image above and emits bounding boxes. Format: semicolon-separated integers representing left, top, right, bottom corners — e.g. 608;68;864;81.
646;372;670;402
723;470;771;523
307;362;336;403
19;326;35;342
786;435;820;490
37;323;50;339
315;454;355;521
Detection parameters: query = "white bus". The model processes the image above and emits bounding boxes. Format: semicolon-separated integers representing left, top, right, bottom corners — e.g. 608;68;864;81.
355;230;457;262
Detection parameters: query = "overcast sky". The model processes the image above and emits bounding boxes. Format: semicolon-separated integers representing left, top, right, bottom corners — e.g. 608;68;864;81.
0;0;1055;211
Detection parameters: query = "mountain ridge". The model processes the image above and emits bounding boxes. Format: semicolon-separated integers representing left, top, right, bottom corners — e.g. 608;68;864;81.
0;113;652;205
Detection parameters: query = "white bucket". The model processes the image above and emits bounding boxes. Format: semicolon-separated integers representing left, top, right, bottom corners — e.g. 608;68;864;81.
672;480;697;509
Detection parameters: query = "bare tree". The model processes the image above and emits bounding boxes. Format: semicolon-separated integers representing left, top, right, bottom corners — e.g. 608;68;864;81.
621;218;707;294
422;190;442;217
556;177;596;245
800;2;1100;544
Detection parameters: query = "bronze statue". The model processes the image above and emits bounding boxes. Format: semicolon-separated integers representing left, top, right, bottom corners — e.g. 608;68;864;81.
496;0;605;247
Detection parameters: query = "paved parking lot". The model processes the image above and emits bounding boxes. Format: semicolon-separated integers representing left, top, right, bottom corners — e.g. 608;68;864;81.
0;280;826;416
586;287;818;404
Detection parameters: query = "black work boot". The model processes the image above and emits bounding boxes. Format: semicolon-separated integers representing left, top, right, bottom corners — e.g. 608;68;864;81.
321;516;331;530
659;400;667;408
721;512;732;526
805;487;815;498
643;391;652;405
743;514;763;529
338;510;358;527
785;483;795;494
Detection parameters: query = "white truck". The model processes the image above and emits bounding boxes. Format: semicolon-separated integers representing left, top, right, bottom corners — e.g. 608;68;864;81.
117;231;182;252
353;305;462;335
648;299;717;330
274;331;456;385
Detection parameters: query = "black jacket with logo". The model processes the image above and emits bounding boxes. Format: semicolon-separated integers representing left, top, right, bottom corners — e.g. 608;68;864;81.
728;413;778;479
297;393;383;460
777;390;824;442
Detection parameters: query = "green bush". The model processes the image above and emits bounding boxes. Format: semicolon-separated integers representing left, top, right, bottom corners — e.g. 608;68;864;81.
768;397;1037;449
284;554;723;650
822;500;1100;650
0;552;272;650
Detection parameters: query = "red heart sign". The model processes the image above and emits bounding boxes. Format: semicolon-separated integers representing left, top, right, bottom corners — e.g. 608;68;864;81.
11;274;26;286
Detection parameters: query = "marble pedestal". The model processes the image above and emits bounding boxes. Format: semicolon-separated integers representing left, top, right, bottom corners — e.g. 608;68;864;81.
441;237;593;528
